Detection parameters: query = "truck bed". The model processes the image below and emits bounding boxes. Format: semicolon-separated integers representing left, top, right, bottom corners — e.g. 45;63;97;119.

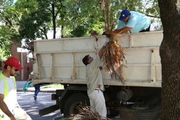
33;31;163;87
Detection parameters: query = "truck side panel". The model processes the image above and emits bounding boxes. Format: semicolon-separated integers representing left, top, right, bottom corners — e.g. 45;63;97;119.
33;31;163;87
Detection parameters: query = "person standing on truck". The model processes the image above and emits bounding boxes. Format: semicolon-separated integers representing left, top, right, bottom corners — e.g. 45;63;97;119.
0;57;32;120
82;44;107;117
27;71;41;100
106;9;151;35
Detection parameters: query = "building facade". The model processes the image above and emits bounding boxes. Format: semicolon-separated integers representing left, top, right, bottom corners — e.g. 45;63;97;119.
0;41;33;81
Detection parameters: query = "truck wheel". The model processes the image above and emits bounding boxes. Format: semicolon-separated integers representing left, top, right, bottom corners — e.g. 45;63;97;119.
119;105;160;120
63;93;90;117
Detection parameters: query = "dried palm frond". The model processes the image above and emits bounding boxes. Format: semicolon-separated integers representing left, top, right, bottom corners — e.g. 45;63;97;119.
103;34;125;83
67;105;111;120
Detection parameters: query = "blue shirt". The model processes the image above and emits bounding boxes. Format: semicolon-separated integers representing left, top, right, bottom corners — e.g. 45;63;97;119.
117;11;151;33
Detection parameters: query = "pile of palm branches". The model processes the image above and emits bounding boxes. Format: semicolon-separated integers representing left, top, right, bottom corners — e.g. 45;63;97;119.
103;33;125;83
66;105;111;120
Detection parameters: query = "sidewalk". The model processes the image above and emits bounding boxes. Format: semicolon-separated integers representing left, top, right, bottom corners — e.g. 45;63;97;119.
16;81;58;92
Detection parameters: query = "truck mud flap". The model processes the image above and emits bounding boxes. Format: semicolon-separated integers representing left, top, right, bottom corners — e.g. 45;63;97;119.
39;105;59;116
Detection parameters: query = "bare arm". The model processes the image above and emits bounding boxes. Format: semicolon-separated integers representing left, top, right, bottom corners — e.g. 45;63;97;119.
112;27;132;34
0;94;16;120
88;45;106;70
103;27;131;39
27;74;33;82
98;46;106;59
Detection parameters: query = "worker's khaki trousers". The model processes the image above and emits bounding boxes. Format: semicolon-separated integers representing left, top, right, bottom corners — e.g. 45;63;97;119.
88;89;107;117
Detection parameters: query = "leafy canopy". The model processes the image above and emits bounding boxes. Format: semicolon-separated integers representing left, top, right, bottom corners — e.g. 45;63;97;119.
0;0;161;59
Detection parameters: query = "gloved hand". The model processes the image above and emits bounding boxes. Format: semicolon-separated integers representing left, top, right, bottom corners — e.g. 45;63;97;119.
104;38;110;46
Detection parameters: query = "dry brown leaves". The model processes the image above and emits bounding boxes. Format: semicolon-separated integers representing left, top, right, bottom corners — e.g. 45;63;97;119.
103;34;125;83
67;105;111;120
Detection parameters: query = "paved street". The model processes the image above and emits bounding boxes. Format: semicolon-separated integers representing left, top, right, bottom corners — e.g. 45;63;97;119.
17;91;122;120
17;92;62;120
16;81;121;120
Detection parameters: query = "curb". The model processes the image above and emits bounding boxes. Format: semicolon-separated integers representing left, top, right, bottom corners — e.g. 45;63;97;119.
17;88;58;93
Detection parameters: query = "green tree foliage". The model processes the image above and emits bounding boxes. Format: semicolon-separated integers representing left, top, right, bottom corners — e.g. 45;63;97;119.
0;26;13;60
60;0;105;37
61;0;161;37
0;0;161;59
0;0;21;59
15;0;51;40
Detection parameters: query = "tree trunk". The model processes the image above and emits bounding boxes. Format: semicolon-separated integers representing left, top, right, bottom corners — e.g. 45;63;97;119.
158;0;180;119
61;25;64;38
52;2;56;39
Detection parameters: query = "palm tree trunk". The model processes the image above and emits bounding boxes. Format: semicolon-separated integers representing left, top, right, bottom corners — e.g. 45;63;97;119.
105;0;110;31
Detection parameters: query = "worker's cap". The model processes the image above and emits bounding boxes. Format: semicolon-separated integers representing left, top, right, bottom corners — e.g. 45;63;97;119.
82;55;89;66
119;9;131;21
5;57;23;70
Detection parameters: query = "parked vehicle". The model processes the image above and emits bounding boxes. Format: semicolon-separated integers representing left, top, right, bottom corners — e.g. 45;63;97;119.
33;31;162;120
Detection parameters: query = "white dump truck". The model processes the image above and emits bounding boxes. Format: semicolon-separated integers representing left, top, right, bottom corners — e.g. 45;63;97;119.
33;31;162;120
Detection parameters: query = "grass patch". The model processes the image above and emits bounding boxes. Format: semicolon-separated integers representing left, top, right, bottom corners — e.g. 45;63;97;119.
41;84;64;89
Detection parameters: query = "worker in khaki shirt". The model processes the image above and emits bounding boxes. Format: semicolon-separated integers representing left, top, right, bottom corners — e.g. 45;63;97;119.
0;57;32;120
82;42;108;117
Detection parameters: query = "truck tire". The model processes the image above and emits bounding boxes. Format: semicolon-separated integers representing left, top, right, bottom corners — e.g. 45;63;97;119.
63;93;90;117
119;105;160;120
